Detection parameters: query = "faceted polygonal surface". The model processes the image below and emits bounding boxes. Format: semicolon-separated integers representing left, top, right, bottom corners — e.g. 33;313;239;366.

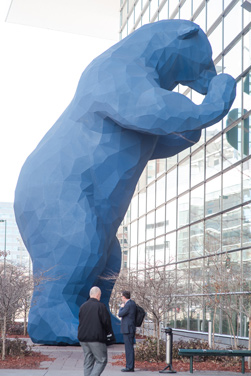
14;19;236;345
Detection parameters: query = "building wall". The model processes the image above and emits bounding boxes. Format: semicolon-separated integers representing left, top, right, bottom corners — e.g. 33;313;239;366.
118;0;251;337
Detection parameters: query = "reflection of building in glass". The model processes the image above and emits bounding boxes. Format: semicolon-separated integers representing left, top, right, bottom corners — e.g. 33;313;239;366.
0;202;31;270
118;1;251;337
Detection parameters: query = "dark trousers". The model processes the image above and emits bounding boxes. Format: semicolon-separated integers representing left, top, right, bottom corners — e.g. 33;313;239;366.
123;333;135;370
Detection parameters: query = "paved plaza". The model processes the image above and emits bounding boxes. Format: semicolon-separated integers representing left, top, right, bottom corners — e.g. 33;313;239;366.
0;340;250;376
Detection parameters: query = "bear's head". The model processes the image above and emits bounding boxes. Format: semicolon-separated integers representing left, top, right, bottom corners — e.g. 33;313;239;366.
144;20;217;95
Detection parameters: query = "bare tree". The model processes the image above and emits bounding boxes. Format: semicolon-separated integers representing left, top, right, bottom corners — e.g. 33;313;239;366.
0;263;61;360
0;263;31;360
105;263;185;356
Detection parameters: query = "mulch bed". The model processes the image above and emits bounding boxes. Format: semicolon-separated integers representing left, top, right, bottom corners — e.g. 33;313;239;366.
0;352;55;369
112;353;251;373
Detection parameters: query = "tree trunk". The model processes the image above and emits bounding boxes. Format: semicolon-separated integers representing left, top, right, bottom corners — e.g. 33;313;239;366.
156;320;160;357
24;302;27;336
212;304;216;349
2;314;7;360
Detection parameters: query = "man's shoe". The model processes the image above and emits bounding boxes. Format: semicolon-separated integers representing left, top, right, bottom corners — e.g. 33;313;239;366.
121;368;134;372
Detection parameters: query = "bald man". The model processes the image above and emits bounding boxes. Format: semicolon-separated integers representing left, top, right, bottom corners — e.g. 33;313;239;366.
78;286;114;376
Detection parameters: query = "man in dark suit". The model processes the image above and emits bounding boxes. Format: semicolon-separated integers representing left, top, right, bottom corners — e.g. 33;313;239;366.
118;291;137;372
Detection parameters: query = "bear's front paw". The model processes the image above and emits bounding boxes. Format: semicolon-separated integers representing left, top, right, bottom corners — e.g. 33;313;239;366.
204;73;236;108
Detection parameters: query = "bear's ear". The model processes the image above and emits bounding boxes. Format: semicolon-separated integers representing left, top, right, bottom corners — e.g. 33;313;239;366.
178;24;200;39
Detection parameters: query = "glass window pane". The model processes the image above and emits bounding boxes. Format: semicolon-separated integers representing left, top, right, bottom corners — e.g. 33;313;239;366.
138;168;147;190
191;148;204;187
169;0;179;16
223;79;242;129
223;123;242;169
243;34;251;72
191;130;205;153
243;204;251;247
130;246;137;271
208;21;223;60
224;4;242;48
222;208;241;252
194;6;206;32
150;0;159;19
130;221;138;246
147;183;155;212
190;222;204;258
206;120;222;141
159;1;168;20
177;228;189;261
180;0;191;19
156;205;165;237
191;185;204;222
224;38;242;78
166;232;176;263
138;216;146;243
142;6;150;24
146;211;155;240
167;155;177;171
130;195;138;221
193;0;204;11
222;166;242;210
156;175;166;207
166;200;177;232
138;243;146;269
155;236;165;264
207;0;222;30
205;175;221;216
127;10;134;33
166;168;177;201
243;248;251;298
156;159;166;177
243;160;251;203
178;158;190;194
243;72;251;119
147;160;156;183
178;193;189;227
206;137;221;179
146;239;154;265
224;0;232;7
139;188;146;216
121;3;128;25
178;147;190;161
135;0;142;20
205;215;221;254
243;2;251;28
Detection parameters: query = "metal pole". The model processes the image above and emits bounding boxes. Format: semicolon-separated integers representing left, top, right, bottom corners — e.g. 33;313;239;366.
208;320;212;349
159;327;176;373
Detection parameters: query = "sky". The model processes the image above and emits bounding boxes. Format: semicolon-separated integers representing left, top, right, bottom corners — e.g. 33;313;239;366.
0;0;115;203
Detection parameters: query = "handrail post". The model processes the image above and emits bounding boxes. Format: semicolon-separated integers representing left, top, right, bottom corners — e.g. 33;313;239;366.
159;327;176;373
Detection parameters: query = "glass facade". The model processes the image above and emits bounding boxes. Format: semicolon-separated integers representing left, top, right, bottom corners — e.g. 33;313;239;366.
119;0;251;336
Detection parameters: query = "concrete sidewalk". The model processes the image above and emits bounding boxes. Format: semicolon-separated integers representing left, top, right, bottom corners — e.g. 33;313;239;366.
0;342;250;376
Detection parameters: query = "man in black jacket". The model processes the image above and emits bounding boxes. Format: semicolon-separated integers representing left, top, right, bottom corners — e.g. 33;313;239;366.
118;290;136;372
78;286;114;376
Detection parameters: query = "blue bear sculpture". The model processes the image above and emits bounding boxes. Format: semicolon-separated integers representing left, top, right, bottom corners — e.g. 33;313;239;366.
14;20;236;345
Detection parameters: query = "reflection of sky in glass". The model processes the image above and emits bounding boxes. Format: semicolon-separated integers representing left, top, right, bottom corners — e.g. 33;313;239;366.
224;4;242;48
207;0;222;30
208;22;222;60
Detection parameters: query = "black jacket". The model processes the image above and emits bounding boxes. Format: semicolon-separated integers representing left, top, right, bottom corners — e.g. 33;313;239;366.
78;298;113;343
118;299;136;334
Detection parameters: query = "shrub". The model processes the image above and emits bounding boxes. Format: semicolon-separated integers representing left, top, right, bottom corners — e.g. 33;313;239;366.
135;337;166;362
172;339;212;360
0;339;32;357
7;322;25;336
